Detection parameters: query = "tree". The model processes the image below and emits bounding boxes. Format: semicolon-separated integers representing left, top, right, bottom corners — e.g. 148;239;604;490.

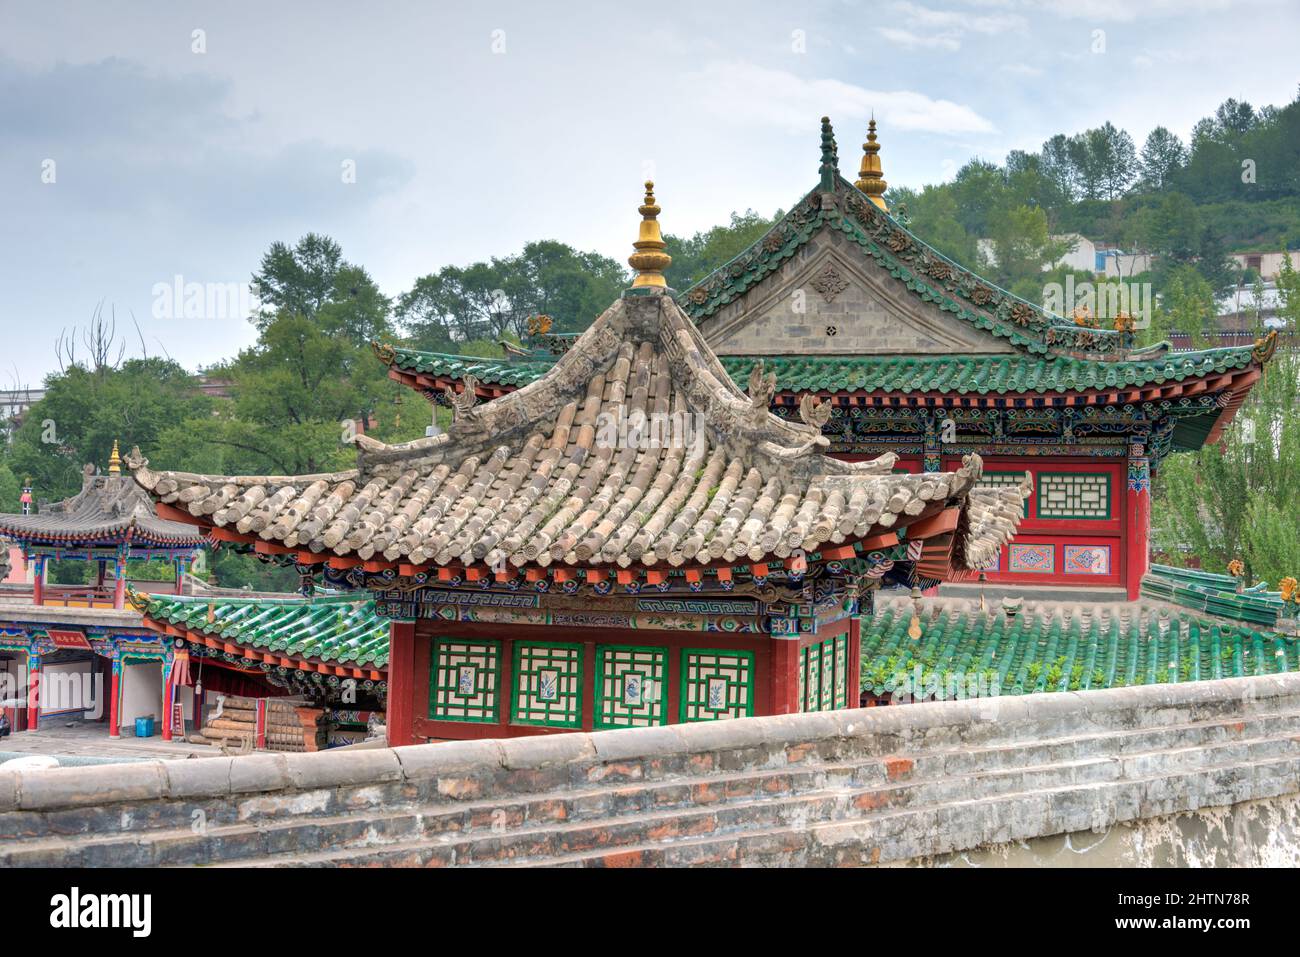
1041;133;1079;202
1196;228;1236;296
663;210;775;291
1087;122;1138;200
904;185;978;265
1155;254;1300;583
252;234;392;346
984;205;1070;295
1151;265;1216;347
7;357;213;502
1138;127;1187;192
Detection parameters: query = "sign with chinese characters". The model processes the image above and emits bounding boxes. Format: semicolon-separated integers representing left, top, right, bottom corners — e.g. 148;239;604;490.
47;629;92;650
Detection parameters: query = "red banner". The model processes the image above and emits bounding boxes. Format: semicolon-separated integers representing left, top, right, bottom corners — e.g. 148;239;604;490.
47;629;92;650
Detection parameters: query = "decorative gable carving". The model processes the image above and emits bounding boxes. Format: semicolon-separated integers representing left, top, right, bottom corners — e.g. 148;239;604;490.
701;235;1016;357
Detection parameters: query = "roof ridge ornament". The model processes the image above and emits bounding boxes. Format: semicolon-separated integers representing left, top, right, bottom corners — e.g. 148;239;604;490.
108;439;122;475
819;116;839;192
628;181;672;291
855;117;887;210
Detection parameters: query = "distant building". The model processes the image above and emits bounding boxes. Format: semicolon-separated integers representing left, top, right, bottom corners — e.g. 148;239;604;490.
978;233;1151;278
1231;250;1299;281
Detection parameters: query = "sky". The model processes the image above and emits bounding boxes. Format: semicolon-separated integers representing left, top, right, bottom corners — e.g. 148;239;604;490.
1;0;1297;387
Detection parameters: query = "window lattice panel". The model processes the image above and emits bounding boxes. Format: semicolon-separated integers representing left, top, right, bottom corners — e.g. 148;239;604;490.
800;636;850;713
512;641;583;728
680;649;754;722
1036;472;1110;520
595;645;668;729
430;638;500;723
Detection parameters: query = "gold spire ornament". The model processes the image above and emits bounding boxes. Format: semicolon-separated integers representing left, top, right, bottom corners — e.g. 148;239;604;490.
628;181;672;289
855;118;888;210
108;439;122;475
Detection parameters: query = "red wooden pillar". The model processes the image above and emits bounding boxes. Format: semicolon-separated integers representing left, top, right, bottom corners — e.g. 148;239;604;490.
26;653;40;731
387;620;417;747
581;641;596;732
768;631;801;716
1125;440;1151;601
848;615;862;710
108;659;121;738
32;556;44;606
112;554;127;610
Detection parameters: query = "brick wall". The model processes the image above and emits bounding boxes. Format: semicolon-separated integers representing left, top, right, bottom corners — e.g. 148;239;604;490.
3;674;1300;866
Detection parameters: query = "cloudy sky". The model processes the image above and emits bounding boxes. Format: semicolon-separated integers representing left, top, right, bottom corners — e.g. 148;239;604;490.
2;0;1296;386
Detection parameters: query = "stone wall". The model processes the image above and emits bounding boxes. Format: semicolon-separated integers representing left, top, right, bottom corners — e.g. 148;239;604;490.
3;674;1299;867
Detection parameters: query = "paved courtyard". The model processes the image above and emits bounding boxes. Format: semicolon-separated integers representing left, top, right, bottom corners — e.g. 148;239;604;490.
0;722;221;765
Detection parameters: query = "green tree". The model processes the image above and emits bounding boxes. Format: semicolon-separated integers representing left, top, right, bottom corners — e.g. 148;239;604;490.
8;357;213;501
252;234;393;346
1138;127;1187;192
664;210;776;291
901;185;978;265
1155;254;1300;582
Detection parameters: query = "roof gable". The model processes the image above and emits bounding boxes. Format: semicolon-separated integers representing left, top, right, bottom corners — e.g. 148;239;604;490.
679;174;1132;360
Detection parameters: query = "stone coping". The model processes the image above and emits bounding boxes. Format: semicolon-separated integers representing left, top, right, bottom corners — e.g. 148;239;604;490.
0;602;143;626
4;671;1298;814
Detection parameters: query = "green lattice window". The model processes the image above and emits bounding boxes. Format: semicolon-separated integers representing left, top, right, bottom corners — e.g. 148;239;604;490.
1036;472;1111;520
430;638;500;723
595;645;668;729
511;641;583;728
800;635;850;712
680;649;754;722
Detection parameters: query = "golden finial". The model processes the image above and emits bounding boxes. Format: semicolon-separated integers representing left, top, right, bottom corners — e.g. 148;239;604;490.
108;439;122;475
628;181;672;289
855;117;888;210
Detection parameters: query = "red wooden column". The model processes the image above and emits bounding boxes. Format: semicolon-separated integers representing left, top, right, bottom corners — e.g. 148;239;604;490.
108;659;122;738
26;653;40;731
1124;439;1151;601
387;620;417;747
847;615;862;710
112;554;127;610
32;556;44;606
768;621;802;715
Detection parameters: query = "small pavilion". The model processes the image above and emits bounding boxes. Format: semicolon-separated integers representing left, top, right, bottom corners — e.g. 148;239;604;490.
129;185;1030;745
0;443;206;736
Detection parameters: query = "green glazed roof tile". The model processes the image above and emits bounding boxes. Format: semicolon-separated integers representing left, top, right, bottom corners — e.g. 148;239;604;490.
134;591;389;669
381;346;1258;397
1141;564;1283;629
861;597;1294;701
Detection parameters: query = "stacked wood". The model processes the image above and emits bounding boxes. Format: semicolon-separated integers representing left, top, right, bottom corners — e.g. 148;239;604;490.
194;695;326;753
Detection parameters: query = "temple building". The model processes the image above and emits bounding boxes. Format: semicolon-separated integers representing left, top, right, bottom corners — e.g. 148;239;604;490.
375;119;1276;601
130;590;389;749
0;444;205;736
127;183;1029;745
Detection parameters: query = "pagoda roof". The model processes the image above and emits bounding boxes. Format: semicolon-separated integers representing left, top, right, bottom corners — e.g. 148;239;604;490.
373;119;1274;452
864;591;1296;700
131;590;388;675
0;468;206;549
130;281;1028;577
